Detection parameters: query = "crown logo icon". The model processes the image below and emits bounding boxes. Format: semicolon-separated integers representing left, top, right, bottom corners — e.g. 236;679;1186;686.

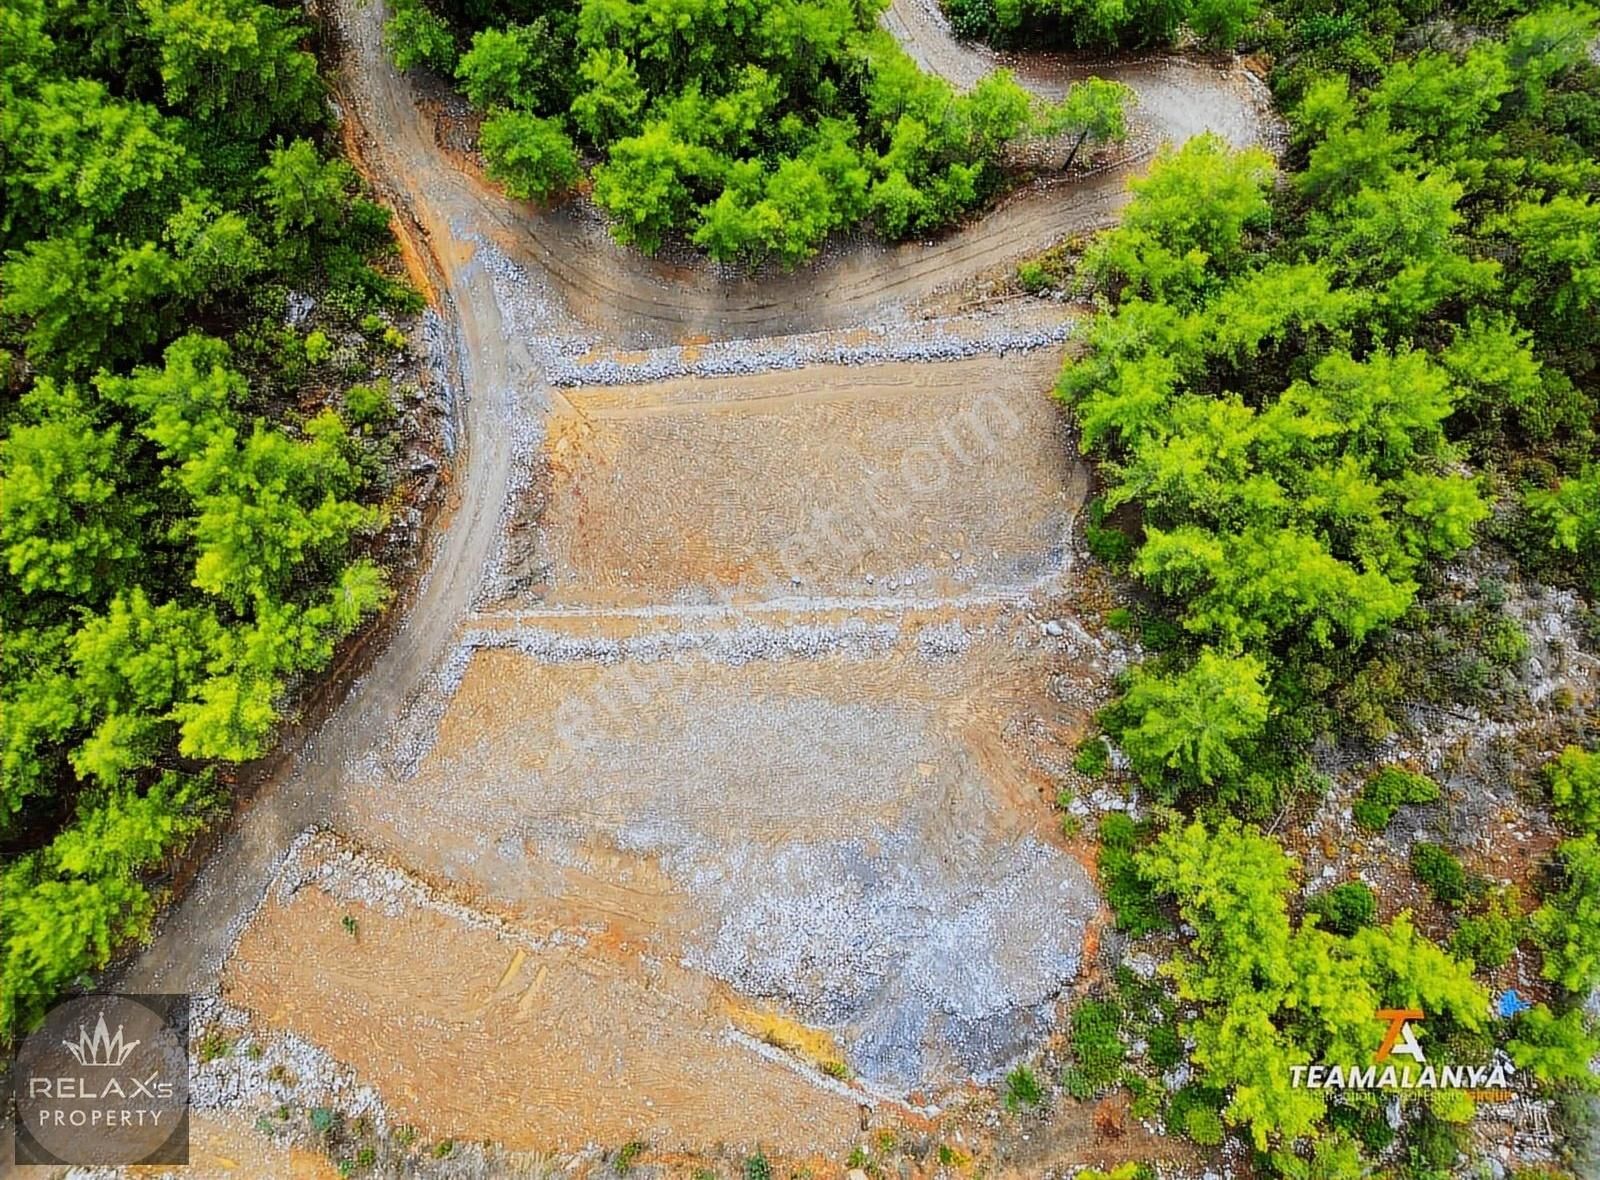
62;1011;140;1067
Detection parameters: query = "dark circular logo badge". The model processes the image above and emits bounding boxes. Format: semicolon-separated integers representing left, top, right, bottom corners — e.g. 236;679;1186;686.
11;993;190;1165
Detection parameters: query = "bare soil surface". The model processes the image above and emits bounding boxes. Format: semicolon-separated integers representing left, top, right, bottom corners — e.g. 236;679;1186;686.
506;352;1087;608
225;834;869;1156
123;1114;319;1179
101;0;1272;1169
337;601;1112;1091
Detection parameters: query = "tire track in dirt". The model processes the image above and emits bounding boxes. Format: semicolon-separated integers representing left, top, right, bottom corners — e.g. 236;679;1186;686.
117;1;546;995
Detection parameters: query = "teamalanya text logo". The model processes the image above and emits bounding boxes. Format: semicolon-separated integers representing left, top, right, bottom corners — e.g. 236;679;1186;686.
62;1013;141;1068
1289;1008;1517;1094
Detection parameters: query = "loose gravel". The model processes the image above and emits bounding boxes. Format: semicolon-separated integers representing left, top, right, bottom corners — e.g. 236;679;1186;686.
547;310;1077;387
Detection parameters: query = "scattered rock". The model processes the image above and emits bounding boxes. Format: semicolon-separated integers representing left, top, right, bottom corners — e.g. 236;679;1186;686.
1123;951;1159;980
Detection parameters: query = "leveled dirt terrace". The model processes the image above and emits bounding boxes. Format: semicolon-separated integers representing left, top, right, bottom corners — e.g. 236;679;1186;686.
342;598;1111;1088
225;833;869;1156
500;352;1087;608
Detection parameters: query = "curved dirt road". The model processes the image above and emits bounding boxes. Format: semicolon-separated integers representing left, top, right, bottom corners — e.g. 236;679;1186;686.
120;0;1274;1131
337;0;1274;346
118;2;551;993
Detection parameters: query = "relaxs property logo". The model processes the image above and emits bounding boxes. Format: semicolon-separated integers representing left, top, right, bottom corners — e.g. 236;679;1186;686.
11;993;190;1166
1288;1008;1516;1098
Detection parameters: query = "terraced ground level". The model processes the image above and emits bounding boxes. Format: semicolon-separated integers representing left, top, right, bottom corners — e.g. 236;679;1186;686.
26;0;1279;1171
505;351;1084;607
202;341;1123;1163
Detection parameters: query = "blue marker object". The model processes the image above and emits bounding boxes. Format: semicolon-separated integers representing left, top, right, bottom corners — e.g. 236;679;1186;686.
1496;988;1530;1019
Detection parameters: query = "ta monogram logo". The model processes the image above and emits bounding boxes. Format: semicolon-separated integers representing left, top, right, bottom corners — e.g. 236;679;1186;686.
1374;1007;1426;1064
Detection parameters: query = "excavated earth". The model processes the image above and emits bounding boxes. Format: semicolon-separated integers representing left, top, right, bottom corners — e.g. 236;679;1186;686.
57;0;1280;1172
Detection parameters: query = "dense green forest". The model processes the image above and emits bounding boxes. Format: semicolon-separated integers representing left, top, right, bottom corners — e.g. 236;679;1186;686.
0;0;420;1034
1063;0;1598;819
945;0;1260;50
1046;0;1600;1174
385;0;1132;263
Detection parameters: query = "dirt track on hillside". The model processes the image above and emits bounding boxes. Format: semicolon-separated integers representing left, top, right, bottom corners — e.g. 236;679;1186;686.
334;0;1275;346
107;0;1276;1166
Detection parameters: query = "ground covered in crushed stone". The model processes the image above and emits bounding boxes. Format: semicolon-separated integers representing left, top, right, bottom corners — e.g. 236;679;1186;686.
357;607;1109;1091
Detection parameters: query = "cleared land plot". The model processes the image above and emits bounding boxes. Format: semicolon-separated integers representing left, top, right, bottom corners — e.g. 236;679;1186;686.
346;608;1105;1087
516;353;1086;607
223;835;868;1155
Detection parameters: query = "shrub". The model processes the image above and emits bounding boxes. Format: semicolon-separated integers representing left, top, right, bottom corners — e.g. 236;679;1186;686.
1328;1099;1395;1153
1017;259;1056;294
344;379;396;427
1137;613;1182;652
1480;613;1530;669
1335;656;1408;743
1147;1020;1184;1069
614;1141;647;1174
1126;1072;1161;1120
1183;1104;1225;1145
1507;1004;1600;1089
1411;842;1472;908
1547;746;1600;835
304;329;334;364
1118;649;1272;792
325;250;426;316
1063;999;1124;1098
1191;0;1261;47
1073;1166;1152;1180
1098;814;1167;936
479;111;581;202
1138;820;1489;1150
1004;1064;1044;1110
1451;887;1524;969
197;1028;234;1062
1074;735;1109;776
1087;520;1135;564
385;0;458;73
1532;835;1600;993
944;0;997;39
1166;1084;1226;1141
1306;881;1378;936
1353;767;1440;831
1407;1109;1464;1172
743;1151;773;1180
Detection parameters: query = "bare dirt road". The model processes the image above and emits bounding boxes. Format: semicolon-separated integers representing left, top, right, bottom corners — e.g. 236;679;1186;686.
100;2;1278;1170
331;0;1275;346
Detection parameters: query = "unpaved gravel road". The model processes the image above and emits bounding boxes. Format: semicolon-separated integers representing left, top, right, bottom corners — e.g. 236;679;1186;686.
117;0;553;995
336;0;1275;346
114;0;1270;1149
